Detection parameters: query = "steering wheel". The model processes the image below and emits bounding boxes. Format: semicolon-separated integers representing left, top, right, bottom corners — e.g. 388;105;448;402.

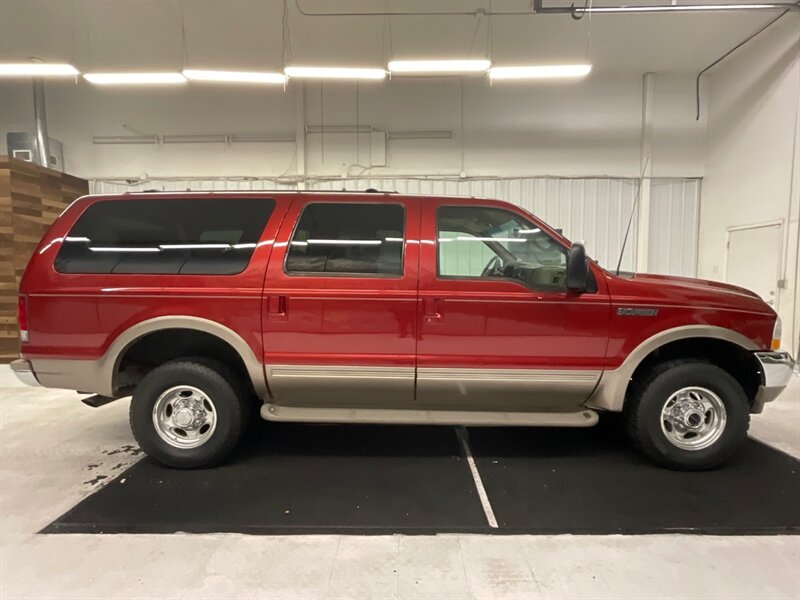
481;256;502;277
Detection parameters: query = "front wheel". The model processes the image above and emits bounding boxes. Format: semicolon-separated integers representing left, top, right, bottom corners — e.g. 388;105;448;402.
130;359;248;468
625;360;750;470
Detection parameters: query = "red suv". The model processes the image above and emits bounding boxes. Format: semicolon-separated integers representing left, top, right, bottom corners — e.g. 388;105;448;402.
12;192;794;470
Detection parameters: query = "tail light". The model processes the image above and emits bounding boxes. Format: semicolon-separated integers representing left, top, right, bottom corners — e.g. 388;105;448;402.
17;295;29;343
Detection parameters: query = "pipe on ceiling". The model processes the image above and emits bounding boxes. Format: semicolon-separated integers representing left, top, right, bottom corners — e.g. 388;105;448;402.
294;0;799;17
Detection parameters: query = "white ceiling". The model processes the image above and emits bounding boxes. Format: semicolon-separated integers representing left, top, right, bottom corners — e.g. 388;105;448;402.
0;0;795;75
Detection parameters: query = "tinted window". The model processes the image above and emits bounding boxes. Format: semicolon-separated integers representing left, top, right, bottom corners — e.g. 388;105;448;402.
285;203;405;276
437;205;567;290
54;198;274;275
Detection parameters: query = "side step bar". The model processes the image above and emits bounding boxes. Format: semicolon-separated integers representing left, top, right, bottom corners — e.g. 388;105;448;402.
261;404;599;427
81;394;119;408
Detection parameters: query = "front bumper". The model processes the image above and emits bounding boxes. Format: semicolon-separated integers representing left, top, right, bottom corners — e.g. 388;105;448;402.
752;351;795;411
10;359;41;387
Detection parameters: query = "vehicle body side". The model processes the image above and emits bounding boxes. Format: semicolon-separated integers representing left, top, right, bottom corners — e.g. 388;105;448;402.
16;192;780;417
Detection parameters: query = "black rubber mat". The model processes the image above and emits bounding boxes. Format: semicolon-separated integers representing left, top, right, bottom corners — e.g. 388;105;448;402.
468;424;800;535
44;423;488;534
44;421;800;535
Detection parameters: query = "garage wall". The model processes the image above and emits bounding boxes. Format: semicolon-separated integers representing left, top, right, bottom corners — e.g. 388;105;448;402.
699;15;800;354
0;73;704;180
90;176;700;275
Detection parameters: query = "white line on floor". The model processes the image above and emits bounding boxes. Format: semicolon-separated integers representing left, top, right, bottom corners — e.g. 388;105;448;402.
455;426;498;529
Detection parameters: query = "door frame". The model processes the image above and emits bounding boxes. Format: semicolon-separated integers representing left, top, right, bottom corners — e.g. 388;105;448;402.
724;219;784;310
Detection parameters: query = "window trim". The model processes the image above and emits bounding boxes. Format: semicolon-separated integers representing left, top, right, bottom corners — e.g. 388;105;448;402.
435;204;571;292
53;197;275;276
282;201;407;279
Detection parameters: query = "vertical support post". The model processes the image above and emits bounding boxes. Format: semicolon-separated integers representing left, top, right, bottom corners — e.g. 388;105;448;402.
636;72;655;273
295;81;307;190
32;78;50;168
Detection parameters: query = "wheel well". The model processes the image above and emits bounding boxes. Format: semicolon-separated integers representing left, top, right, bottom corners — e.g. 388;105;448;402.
114;328;252;395
627;338;762;406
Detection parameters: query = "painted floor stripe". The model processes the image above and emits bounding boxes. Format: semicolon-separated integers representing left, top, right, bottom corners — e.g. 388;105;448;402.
455;426;498;529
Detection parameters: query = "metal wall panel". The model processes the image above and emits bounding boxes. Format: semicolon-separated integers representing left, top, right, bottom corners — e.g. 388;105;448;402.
90;176;700;276
648;179;701;277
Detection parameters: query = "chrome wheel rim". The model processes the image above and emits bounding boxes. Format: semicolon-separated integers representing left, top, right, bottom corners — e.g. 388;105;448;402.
660;386;726;451
152;385;217;449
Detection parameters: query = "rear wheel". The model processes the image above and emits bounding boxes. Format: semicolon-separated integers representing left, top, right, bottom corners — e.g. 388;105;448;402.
130;359;248;468
625;360;750;470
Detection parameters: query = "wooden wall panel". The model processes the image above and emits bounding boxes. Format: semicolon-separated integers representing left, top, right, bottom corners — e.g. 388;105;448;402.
0;157;89;362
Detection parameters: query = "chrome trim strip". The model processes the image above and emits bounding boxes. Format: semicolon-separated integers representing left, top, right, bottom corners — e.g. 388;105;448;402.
262;403;599;427
586;325;760;412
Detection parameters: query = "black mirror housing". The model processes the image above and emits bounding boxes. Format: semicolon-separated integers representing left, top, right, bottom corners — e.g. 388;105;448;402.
566;242;589;292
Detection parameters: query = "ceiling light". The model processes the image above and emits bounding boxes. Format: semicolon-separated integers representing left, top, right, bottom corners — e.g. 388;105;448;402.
0;63;79;77
489;64;592;80
388;59;491;74
83;72;186;85
183;69;286;84
284;67;386;80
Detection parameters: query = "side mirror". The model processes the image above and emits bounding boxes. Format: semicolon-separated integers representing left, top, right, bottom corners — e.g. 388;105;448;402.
566;242;589;292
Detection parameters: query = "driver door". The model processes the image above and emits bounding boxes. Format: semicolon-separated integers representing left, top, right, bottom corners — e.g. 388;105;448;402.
416;199;611;412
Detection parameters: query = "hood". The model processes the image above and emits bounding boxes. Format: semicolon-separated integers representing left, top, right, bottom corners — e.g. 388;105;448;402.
630;273;763;300
605;270;774;315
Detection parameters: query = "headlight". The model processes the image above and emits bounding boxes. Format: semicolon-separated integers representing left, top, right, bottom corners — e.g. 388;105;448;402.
771;316;782;351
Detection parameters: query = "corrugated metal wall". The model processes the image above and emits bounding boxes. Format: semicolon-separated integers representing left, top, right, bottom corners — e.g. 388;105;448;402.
90;176;700;276
648;179;701;277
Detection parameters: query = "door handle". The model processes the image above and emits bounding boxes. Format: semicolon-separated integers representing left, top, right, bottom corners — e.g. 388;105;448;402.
267;295;287;320
424;297;442;323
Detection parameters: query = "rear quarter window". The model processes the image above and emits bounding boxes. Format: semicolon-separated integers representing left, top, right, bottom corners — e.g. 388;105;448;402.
54;198;274;275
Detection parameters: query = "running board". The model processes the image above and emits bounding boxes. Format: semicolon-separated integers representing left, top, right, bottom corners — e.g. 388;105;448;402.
261;404;599;427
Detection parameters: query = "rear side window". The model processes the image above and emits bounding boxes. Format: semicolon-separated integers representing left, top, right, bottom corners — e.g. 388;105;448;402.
285;203;405;276
54;198;274;275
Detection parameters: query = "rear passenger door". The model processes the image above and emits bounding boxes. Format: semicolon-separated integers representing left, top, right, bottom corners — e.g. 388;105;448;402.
262;196;421;408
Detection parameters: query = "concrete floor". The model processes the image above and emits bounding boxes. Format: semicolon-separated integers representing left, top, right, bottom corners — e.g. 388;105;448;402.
1;365;798;600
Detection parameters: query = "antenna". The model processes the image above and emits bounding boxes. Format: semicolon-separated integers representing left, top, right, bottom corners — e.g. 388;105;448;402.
615;156;649;275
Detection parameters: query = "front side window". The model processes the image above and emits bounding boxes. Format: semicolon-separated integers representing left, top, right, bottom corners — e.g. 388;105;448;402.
54;198;274;275
437;205;568;291
285;203;405;276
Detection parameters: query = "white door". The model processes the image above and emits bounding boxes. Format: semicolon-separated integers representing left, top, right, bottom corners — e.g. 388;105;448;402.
726;223;782;308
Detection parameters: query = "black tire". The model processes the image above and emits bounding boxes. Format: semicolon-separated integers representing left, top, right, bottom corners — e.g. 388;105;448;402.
625;360;750;470
130;359;248;469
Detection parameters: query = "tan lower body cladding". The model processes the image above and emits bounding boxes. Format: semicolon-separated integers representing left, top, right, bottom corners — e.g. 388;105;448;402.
266;364;601;412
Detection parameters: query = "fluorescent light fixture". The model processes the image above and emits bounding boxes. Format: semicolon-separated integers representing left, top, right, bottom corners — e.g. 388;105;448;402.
306;239;383;245
489;64;592;80
388;59;491;74
183;69;286;84
575;3;793;12
83;72;186;85
159;243;232;249
89;246;161;253
0;63;79;77
456;237;526;243
285;66;386;80
64;236;91;243
519;228;541;234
